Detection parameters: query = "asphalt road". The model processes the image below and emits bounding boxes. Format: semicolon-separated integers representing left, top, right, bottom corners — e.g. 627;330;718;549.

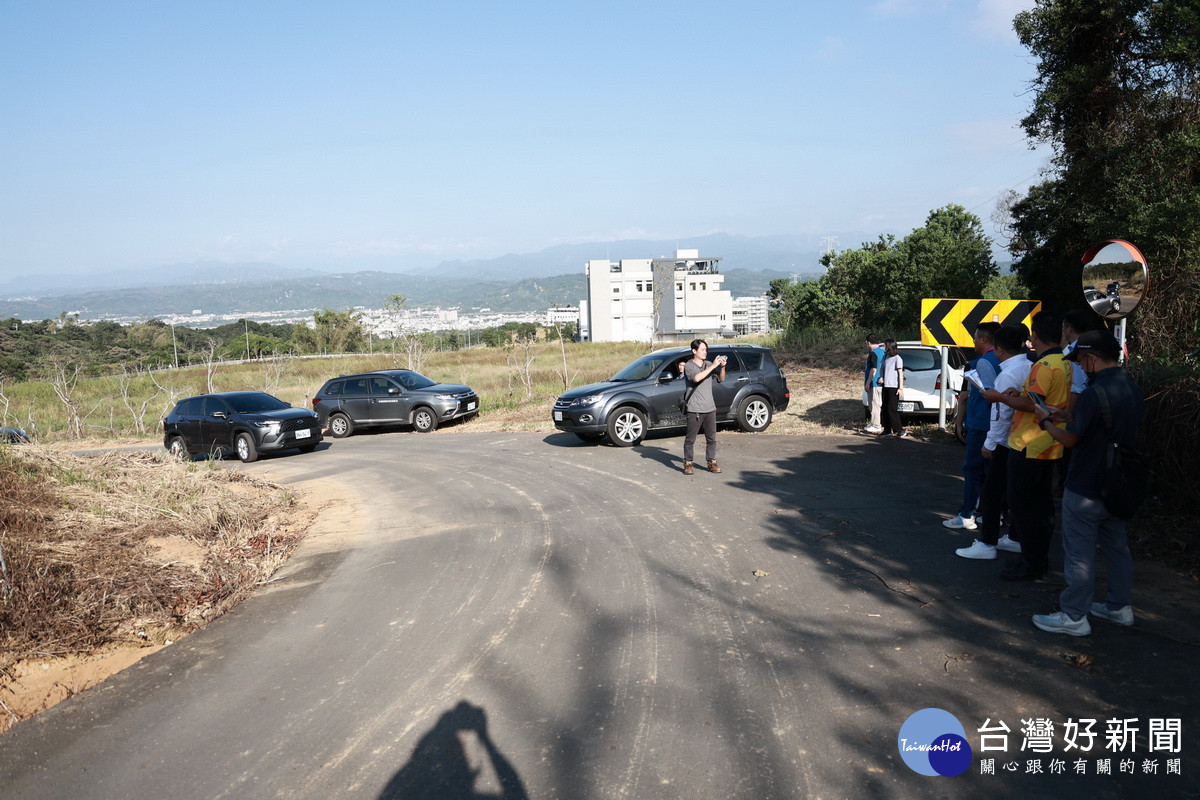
1;431;1197;799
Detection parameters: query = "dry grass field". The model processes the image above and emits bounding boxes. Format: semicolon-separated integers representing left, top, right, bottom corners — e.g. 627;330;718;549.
1;335;905;443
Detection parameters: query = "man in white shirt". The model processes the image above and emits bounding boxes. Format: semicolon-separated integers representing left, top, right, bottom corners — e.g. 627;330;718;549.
955;326;1031;560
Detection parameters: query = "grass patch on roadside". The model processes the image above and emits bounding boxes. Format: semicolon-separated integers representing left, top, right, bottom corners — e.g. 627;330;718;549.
0;445;300;730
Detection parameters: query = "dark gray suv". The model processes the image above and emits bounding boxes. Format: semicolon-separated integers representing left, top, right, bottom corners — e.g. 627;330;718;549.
162;391;322;463
312;369;480;438
552;344;790;446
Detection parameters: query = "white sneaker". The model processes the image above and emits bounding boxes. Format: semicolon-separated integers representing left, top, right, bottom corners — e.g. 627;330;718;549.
942;515;977;530
1090;603;1135;626
996;534;1021;553
863;425;884;434
955;540;997;560
1033;611;1091;636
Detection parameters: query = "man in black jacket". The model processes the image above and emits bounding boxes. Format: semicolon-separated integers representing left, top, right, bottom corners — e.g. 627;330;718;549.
1029;329;1144;636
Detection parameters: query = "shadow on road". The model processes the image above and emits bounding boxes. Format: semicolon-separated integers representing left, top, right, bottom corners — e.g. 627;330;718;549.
378;700;529;800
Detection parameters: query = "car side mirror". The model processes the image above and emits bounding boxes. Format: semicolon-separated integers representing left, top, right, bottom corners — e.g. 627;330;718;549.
212;411;227;419
658;373;675;383
388;387;400;395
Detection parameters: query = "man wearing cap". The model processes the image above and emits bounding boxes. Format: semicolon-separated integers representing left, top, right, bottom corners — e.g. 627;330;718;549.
1028;329;1144;636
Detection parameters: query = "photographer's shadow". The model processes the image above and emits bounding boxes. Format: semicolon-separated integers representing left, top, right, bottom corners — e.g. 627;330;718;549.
378;700;529;800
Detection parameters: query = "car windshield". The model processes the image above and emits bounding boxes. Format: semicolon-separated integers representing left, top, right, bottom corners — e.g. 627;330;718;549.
226;393;290;413
394;371;438;390
610;355;669;382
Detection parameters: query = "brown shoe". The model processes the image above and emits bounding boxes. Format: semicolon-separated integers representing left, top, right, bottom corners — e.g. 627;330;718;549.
683;461;694;475
708;460;721;473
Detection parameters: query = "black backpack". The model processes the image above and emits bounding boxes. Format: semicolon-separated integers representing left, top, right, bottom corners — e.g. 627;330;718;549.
1093;383;1152;520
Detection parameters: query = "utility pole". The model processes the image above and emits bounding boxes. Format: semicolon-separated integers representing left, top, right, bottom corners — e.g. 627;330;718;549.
172;324;179;368
244;319;250;360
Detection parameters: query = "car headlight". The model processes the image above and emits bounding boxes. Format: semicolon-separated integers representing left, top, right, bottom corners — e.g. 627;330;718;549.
435;394;457;400
571;395;602;407
254;421;281;430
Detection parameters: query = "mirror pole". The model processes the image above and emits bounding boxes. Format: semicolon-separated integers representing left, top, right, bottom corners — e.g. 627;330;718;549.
1115;318;1128;366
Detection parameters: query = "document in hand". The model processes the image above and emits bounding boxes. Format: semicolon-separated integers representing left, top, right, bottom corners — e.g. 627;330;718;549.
963;370;987;392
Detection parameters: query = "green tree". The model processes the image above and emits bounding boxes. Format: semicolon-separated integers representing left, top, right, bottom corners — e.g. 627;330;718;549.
794;206;996;331
1009;0;1200;359
294;309;366;354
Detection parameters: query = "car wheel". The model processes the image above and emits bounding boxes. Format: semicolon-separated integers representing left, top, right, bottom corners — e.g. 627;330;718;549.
412;406;439;433
235;432;259;463
606;406;646;447
736;395;773;432
298;443;318;454
329;413;354;438
574;432;605;443
167;436;189;461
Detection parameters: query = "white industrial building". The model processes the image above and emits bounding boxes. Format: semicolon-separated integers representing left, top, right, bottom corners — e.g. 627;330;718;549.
731;296;769;335
584;249;733;343
544;306;580;327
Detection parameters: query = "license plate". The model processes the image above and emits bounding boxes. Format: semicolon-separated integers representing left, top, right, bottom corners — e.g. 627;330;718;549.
898;402;916;412
553;411;563;421
295;428;311;439
467;401;476;411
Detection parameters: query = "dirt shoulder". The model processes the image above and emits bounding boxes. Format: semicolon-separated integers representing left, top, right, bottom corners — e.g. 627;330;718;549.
0;447;339;733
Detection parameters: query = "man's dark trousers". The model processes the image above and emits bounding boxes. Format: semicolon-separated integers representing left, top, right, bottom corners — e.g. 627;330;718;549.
978;445;1009;546
1007;448;1057;574
959;427;989;518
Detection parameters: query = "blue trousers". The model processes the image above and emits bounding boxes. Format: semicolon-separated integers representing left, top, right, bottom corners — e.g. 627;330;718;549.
958;428;989;518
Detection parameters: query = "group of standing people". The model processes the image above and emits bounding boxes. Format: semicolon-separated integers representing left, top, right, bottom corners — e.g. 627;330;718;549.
941;311;1144;637
863;336;910;439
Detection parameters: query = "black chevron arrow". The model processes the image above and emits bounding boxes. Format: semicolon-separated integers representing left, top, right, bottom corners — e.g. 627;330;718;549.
998;301;1041;330
961;300;999;339
923;299;958;346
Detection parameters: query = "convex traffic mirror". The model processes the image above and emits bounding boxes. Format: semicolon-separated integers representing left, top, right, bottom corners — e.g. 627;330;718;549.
1080;240;1148;321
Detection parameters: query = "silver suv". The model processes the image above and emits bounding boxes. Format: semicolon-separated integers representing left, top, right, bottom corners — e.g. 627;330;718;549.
552;344;790;446
312;370;479;437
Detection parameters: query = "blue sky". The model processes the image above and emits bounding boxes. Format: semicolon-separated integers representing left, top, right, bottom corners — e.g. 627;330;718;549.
0;0;1047;280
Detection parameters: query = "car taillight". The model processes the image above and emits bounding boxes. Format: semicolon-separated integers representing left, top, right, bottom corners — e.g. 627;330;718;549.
312;398;321;405
934;375;942;390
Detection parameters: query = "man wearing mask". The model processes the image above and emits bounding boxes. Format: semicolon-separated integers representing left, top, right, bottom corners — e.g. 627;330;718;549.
1028;330;1144;636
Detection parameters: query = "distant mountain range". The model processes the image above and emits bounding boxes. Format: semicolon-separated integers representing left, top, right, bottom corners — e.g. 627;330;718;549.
0;268;791;322
0;261;327;297
0;233;836;321
418;232;828;280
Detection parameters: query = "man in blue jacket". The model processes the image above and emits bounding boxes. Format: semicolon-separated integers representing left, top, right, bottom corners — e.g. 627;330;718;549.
943;322;1001;530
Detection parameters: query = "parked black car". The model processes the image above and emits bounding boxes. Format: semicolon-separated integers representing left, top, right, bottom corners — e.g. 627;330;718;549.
312;370;480;438
162;391;323;463
553;344;790;446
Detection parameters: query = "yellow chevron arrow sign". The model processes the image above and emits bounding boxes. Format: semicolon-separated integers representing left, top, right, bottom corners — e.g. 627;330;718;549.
920;299;1042;347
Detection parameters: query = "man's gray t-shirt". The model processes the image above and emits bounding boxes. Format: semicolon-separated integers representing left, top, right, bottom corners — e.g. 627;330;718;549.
684;359;718;413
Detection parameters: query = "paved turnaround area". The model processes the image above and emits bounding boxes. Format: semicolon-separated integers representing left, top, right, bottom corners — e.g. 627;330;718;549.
1;432;1197;799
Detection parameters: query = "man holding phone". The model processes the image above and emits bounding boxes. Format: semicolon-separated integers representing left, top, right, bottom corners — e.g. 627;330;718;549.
682;339;726;475
984;312;1072;581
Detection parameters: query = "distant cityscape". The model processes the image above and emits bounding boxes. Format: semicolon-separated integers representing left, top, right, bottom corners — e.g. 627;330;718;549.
29;248;772;340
